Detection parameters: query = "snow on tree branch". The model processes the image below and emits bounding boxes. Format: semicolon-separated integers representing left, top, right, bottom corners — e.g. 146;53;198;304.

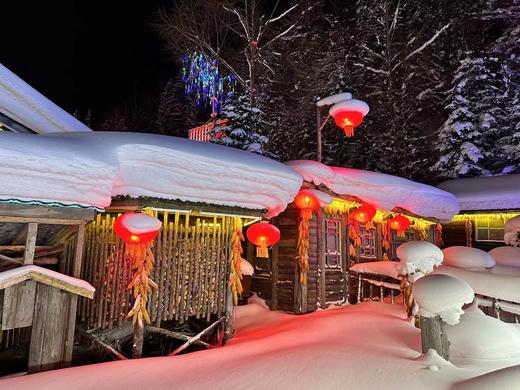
353;63;390;75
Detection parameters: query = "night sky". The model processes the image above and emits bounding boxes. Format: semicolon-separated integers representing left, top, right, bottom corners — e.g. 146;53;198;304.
2;0;172;121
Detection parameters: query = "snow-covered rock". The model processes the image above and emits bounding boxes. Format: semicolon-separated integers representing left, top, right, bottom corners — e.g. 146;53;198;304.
285;160;459;221
0;132;302;217
413;274;474;325
504;215;520;246
488;246;520;267
396;241;444;279
0;63;92;133
438;174;520;211
240;258;254;276
448;305;520;363
443;246;496;269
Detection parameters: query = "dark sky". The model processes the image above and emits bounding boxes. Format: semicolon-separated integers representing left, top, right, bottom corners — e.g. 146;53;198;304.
1;0;172;121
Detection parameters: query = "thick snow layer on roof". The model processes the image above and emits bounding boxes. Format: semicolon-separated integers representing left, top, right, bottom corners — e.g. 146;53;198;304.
0;132;302;216
438;174;520;211
0;64;92;134
413;274;474;325
286;160;459;221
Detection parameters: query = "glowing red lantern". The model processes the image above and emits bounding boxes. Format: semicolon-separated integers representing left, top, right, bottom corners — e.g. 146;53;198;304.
388;215;411;237
329;99;370;137
294;191;320;211
114;213;161;245
351;204;377;224
246;221;281;258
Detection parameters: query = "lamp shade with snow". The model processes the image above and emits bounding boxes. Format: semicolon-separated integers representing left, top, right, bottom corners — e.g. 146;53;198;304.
329;99;369;137
114;213;162;245
351;204;377;224
388;215;410;237
246;221;281;258
413;274;474;325
294;191;320;211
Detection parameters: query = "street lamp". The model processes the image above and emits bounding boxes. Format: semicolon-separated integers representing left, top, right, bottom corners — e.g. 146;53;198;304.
315;92;369;163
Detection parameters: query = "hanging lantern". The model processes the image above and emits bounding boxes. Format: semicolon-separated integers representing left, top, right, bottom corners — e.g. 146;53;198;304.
294;191;320;286
114;213;161;246
294;191;320;216
388;215;411;237
351;204;377;224
246;221;281;258
329;99;370;137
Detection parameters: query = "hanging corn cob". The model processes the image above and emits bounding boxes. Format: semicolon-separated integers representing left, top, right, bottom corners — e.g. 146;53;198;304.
436;223;443;247
229;218;244;305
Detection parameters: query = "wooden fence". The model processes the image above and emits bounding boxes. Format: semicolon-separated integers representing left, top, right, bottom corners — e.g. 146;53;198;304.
78;212;236;330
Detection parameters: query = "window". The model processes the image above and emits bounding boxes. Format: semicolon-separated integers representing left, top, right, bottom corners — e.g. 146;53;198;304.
359;225;376;258
475;218;504;242
325;218;341;268
390;230;416;260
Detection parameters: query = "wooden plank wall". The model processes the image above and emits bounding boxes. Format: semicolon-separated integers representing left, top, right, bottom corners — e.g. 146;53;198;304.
441;221;467;248
77;212;234;330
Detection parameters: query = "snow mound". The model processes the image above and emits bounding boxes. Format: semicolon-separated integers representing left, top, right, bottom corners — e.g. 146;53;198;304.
414;274;474;325
0;63;92;133
415;349;455;371
504;215;520;246
396;241;443;277
438;174;520;211
449;305;520;363
240;258;254;276
285;160;459;221
121;213;161;234
443;246;496;269
489;246;520;268
452;365;520;390
349;261;400;279
0;132;302;217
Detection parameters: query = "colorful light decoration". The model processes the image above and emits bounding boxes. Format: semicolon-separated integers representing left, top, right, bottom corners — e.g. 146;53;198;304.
351;204;377;224
388;215;411;237
181;52;236;116
246;221;281;258
329;99;370;137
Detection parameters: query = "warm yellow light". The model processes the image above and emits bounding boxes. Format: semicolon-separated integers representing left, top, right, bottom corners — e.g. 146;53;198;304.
130;234;139;242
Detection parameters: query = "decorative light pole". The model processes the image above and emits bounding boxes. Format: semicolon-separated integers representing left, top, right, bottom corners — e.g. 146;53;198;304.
315;92;369;162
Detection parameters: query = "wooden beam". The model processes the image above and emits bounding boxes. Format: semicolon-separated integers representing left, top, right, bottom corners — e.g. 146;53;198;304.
0;216;87;225
0;245;51;252
0;253;23;266
49;226;77;246
24;223;38;265
0;203;96;221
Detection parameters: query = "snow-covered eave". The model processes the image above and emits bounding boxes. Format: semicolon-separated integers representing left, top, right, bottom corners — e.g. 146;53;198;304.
0;63;92;134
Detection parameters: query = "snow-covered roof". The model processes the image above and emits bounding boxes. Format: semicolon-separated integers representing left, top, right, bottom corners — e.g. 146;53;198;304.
438;174;520;212
0;63;92;133
286;160;459;221
0;132;302;217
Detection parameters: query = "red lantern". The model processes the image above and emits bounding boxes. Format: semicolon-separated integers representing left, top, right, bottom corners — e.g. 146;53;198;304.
246;221;281;258
351;204;377;224
388;215;410;237
114;213;161;245
294;191;320;211
329;99;370;137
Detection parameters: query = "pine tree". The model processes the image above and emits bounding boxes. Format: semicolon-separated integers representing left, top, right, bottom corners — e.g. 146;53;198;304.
212;92;270;156
156;77;197;137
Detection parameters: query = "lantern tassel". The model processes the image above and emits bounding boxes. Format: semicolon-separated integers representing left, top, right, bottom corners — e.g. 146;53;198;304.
256;244;269;258
344;125;355;137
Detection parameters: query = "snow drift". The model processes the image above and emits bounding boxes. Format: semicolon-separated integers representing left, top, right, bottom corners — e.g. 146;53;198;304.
442;246;495;269
0;132;302;217
0;64;92;134
286;160;459;221
488;246;520;268
396;241;444;278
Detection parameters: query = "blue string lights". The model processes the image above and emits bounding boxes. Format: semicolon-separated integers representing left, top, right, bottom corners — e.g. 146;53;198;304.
181;52;236;116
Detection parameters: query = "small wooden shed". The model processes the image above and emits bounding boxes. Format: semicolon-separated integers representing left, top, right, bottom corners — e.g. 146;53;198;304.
438;174;520;250
248;161;458;314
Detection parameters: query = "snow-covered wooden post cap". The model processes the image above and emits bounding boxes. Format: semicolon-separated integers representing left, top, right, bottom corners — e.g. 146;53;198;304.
414;274;474;360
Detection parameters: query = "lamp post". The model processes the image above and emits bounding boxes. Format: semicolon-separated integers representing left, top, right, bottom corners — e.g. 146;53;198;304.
315;92;369;163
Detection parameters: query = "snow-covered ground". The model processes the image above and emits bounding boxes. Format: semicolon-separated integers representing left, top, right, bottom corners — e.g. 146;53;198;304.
3;297;520;390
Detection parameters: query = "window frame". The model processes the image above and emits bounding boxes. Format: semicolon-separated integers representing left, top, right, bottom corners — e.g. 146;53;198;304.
474;218;505;243
358;224;377;259
324;217;342;269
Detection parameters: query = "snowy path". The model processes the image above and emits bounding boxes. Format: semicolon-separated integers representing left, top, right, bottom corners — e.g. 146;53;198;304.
2;300;519;390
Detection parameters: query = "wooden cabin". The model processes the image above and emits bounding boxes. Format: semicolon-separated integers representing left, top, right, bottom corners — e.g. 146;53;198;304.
438;174;520;250
248;161;459;314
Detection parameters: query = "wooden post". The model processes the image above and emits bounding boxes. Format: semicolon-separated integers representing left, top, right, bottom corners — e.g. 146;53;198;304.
317;106;322;163
271;243;279;311
420;315;450;360
318;210;326;308
223;285;234;344
24;223;38;264
132;323;144;358
62;224;85;366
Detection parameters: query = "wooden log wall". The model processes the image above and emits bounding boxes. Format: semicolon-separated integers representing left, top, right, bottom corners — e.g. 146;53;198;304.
77;212;235;330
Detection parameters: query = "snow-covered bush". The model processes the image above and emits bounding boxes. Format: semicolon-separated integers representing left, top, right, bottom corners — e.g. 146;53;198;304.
396;241;444;281
414;274;474;325
488;246;520;268
504;215;520;247
442;246;495;269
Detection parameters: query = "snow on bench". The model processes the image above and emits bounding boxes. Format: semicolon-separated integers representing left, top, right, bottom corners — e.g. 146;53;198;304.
349;261;400;279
